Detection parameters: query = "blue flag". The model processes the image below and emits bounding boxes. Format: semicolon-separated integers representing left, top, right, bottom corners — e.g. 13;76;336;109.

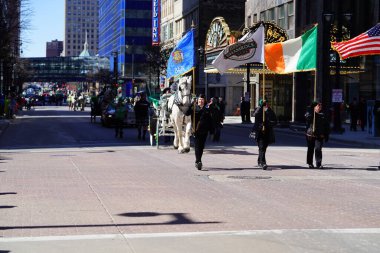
166;29;195;78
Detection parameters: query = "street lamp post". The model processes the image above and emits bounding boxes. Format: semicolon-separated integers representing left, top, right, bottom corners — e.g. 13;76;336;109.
112;51;118;85
0;60;3;95
324;10;352;133
198;46;205;97
126;40;135;85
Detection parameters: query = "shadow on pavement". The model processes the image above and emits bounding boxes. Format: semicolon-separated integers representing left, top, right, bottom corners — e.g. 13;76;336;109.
0;192;17;196
203;167;259;171
270;164;379;171
0;206;16;209
206;149;255;155
118;212;221;225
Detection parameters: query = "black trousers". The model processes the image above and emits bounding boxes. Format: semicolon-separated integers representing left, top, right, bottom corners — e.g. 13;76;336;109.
194;133;208;163
257;138;268;165
115;119;124;138
306;137;323;166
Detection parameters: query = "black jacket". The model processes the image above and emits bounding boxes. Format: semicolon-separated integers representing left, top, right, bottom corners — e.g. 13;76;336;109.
305;110;330;140
194;105;214;135
134;99;150;119
253;106;277;142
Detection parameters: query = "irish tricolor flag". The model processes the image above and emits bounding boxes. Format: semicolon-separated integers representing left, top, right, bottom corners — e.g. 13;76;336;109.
265;26;317;74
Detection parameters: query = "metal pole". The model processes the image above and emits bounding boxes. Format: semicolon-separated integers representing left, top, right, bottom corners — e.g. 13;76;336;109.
333;4;342;133
262;63;266;131
132;51;134;85
0;60;3;94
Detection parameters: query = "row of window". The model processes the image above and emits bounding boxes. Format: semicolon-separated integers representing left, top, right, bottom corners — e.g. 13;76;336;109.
66;12;98;16
67;6;97;10
67;0;97;5
66;30;98;35
161;9;198;42
247;1;294;31
161;0;173;19
67;45;96;50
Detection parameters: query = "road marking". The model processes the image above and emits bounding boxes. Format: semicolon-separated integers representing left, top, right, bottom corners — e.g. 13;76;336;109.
1;228;380;242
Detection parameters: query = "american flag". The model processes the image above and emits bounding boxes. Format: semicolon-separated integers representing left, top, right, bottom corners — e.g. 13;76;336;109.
332;23;380;60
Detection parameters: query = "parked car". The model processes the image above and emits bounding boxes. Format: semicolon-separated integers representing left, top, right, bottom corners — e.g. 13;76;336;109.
101;102;136;127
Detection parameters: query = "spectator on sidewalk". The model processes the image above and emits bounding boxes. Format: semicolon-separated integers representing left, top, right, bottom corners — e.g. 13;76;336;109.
114;98;126;139
305;101;330;169
349;97;359;131
134;92;150;141
240;96;248;123
358;97;367;131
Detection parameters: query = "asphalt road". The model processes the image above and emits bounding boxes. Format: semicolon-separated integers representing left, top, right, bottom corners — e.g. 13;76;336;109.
0;106;379;253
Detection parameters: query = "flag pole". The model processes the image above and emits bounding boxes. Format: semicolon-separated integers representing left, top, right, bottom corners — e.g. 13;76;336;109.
192;67;196;133
313;70;317;134
262;63;266;132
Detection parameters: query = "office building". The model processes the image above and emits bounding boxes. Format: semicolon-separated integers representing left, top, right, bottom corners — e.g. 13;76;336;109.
46;39;63;57
98;0;152;89
64;0;98;56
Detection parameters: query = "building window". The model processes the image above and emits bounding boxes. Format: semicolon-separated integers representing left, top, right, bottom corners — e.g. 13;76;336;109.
267;8;275;22
247;15;251;27
253;14;257;23
287;1;294;29
169;22;173;39
278;5;285;29
260;11;265;21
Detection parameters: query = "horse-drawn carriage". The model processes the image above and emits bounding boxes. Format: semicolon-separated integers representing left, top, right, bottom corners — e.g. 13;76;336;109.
149;76;193;152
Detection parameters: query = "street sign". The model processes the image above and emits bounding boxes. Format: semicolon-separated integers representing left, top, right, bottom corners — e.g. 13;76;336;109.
332;89;343;103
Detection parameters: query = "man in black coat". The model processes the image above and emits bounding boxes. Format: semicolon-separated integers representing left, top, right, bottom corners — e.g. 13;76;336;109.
134;93;150;140
252;99;277;170
194;94;214;170
305;101;330;169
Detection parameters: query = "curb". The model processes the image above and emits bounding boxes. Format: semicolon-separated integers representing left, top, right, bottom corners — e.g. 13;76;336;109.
224;122;380;148
0;119;10;137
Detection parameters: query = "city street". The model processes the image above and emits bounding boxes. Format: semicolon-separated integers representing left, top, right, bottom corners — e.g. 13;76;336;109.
0;106;379;252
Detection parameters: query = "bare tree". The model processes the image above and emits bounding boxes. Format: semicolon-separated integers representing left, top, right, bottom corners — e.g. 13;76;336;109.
0;0;32;93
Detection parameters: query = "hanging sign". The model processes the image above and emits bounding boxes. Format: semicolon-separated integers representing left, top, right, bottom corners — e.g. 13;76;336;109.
152;0;160;45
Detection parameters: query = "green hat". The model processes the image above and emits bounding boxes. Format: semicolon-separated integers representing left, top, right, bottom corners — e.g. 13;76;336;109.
259;99;267;107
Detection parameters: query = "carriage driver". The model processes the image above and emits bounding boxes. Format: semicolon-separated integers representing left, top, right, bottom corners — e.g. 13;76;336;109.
194;94;214;170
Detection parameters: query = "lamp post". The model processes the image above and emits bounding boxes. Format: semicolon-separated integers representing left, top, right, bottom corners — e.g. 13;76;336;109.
126;40;135;85
0;60;3;95
323;10;352;133
112;51;118;85
198;46;205;97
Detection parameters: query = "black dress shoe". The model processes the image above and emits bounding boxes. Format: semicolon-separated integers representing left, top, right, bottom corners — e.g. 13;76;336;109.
195;162;202;170
262;164;268;170
308;164;315;168
316;164;324;169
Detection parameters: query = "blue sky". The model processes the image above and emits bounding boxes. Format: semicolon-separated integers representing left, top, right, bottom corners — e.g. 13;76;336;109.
22;0;64;57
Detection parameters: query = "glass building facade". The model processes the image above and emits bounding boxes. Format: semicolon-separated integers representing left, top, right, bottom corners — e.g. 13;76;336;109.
23;56;110;82
98;0;152;82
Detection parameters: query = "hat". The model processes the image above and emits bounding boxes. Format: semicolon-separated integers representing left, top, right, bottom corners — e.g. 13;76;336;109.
259;99;267;107
311;100;321;108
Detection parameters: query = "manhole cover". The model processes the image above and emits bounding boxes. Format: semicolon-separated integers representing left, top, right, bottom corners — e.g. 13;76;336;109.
227;176;272;180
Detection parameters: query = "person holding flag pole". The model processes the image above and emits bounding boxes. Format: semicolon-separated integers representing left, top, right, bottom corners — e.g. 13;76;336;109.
265;24;330;169
167;26;213;169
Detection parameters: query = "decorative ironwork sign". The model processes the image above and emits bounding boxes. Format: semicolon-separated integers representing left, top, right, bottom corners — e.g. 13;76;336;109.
243;21;288;44
205;17;230;53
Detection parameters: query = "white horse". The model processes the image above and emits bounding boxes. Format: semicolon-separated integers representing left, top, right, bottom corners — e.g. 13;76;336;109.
168;76;193;153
